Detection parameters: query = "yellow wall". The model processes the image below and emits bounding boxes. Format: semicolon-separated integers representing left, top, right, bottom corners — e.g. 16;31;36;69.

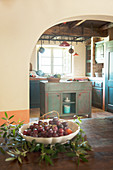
0;0;113;116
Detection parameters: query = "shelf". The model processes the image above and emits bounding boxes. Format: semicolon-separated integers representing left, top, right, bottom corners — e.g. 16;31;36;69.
63;102;76;104
61;113;75;117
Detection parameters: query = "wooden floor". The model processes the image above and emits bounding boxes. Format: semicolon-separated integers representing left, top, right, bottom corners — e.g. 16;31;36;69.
30;107;113;122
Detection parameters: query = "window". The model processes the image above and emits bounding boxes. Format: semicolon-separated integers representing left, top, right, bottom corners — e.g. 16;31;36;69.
38;46;72;74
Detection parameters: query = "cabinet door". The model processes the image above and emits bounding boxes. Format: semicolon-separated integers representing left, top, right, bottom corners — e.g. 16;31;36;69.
77;91;91;117
92;87;103;108
86;45;91;76
30;80;40;108
105;41;113;112
46;93;61;114
95;43;104;63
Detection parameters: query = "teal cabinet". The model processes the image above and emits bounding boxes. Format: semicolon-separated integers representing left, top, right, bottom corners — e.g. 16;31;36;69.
30;80;40;108
89;79;103;109
40;81;92;117
105;41;113;112
92;87;103;108
76;91;91;117
47;93;61;113
86;45;91;76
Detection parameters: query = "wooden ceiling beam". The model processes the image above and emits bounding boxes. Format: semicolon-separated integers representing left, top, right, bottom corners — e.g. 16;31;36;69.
43;25;108;37
100;23;113;30
71;20;86;29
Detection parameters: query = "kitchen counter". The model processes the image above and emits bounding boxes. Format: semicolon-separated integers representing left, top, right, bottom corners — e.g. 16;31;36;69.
88;77;103;81
30;77;47;80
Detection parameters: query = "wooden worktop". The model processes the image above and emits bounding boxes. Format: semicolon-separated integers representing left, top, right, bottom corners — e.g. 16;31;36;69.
29;77;47;81
0;117;113;169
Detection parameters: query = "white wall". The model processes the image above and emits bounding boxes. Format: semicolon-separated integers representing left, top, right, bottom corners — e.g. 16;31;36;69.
73;42;86;77
0;0;113;112
30;45;37;71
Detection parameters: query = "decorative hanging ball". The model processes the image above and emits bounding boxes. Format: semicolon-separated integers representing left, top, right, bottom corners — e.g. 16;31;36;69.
39;47;45;53
69;47;74;54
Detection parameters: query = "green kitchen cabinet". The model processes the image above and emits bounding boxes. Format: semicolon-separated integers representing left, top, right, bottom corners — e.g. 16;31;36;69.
86;45;91;76
40;81;92;117
76;91;91;117
47;93;61;113
30;80;40;108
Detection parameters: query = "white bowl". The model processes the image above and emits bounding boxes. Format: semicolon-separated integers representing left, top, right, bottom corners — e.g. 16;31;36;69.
19;119;80;144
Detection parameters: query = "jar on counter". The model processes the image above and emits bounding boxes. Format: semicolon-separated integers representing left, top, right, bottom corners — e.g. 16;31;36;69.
64;105;70;114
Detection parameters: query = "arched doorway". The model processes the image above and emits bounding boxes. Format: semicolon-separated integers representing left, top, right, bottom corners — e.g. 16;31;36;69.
29;16;113;120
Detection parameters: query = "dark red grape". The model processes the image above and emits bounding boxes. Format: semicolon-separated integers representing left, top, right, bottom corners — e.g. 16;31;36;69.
38;125;44;132
49;120;53;125
23;130;28;135
62;122;68;127
30;125;34;129
53;133;59;137
58;133;64;136
58;128;64;133
33;128;38;134
52;125;58;131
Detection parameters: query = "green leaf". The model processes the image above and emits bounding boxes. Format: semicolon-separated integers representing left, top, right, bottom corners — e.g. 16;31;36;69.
5;157;16;161
0;123;6;127
0;147;5;154
45;155;53;165
13;129;15;136
2;117;7;120
77;158;80;166
66;152;76;157
18;156;22;164
30;147;36;152
9;115;14;120
45;149;55;154
3;132;7;138
80;155;88;162
5;112;8;119
7;151;15;157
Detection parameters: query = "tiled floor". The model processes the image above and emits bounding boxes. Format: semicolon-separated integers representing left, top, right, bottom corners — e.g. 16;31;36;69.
30;107;113;122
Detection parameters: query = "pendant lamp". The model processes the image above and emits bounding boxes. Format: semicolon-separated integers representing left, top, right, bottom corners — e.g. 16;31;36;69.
69;41;74;54
59;41;70;47
39;40;45;53
73;52;79;56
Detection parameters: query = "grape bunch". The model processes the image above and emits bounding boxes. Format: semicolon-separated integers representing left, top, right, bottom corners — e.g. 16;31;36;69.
23;117;72;138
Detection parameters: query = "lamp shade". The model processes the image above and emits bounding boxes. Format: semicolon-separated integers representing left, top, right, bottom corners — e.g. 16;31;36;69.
73;52;79;56
69;47;74;54
39;47;45;53
59;41;70;47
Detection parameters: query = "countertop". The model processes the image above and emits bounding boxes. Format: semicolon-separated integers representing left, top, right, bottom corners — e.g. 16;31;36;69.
29;77;47;80
29;76;104;81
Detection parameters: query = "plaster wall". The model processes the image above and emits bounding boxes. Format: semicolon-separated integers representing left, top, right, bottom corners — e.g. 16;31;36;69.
0;0;113;113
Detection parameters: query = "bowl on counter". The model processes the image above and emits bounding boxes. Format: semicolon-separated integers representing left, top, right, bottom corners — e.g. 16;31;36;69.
47;78;61;83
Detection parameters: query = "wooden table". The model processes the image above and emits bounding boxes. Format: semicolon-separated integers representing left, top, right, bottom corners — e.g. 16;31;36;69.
0;117;113;170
